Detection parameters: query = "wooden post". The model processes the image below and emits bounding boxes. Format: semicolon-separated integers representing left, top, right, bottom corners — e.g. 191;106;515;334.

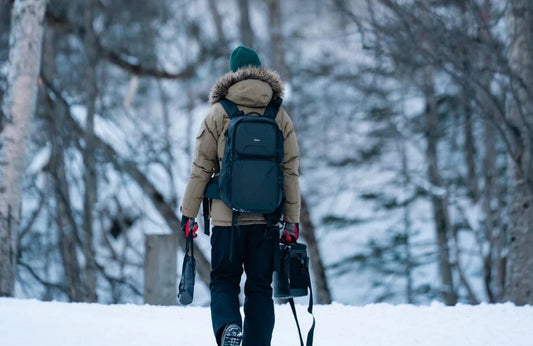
144;234;178;305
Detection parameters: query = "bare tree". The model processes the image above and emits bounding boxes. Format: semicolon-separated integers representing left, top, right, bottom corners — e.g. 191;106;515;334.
41;24;83;302
81;0;98;302
504;0;533;305
422;66;457;305
300;196;332;304
43;78;213;286
237;0;254;47
0;0;46;297
333;0;517;303
266;0;289;81
49;117;84;302
263;0;332;304
478;0;506;303
350;0;533;304
207;0;228;51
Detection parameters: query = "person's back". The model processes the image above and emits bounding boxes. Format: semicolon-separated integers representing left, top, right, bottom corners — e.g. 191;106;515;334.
181;46;301;346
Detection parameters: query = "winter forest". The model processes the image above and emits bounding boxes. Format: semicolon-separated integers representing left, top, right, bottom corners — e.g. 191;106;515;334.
1;0;533;310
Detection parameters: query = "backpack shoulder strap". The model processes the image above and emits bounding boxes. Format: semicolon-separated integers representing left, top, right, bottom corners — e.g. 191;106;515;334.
263;97;283;119
219;98;244;118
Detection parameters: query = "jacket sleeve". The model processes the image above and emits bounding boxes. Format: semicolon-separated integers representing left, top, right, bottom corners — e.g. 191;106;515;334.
181;105;223;218
279;108;301;223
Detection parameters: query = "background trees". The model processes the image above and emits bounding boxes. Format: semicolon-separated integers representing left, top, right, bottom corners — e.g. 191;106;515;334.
331;0;532;305
0;0;531;306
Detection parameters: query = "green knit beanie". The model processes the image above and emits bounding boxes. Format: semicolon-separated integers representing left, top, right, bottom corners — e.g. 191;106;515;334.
229;46;262;72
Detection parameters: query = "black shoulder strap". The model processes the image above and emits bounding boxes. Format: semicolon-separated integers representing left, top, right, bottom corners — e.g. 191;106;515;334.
288;261;315;346
304;265;316;346
202;197;210;236
219;98;244;118
288;298;305;346
263;97;283;119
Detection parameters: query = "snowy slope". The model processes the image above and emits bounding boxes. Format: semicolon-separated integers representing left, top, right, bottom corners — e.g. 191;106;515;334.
1;298;532;346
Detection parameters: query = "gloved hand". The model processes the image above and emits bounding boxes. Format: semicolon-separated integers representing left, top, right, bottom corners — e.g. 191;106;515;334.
181;216;199;238
280;223;299;243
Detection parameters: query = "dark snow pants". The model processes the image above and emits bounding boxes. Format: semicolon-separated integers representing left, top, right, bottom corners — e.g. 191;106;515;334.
210;224;276;346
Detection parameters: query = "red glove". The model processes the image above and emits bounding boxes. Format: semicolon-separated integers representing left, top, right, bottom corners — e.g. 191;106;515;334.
280;223;299;243
181;216;198;238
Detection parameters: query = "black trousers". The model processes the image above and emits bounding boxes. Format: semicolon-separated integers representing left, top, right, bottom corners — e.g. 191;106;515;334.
210;224;276;346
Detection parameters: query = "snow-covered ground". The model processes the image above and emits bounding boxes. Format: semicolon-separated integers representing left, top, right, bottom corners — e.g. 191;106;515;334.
1;298;532;346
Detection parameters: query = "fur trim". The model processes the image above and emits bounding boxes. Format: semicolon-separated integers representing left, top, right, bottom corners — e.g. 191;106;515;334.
209;67;284;105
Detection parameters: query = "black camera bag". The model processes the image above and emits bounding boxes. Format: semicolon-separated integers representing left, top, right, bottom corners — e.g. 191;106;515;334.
177;232;195;305
274;243;309;298
274;242;315;346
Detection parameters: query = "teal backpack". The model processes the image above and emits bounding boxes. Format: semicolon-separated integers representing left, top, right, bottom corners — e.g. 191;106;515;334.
203;97;285;248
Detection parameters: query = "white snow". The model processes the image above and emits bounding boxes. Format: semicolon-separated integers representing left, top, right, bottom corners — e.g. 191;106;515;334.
1;298;532;346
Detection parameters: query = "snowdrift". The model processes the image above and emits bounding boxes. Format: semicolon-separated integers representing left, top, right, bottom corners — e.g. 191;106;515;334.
1;298;532;346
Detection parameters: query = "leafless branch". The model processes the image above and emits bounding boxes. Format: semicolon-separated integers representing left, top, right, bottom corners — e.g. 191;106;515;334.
45;9;206;80
41;76;212;286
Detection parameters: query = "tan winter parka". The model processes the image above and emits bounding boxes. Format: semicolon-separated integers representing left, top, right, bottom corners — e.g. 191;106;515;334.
181;67;300;226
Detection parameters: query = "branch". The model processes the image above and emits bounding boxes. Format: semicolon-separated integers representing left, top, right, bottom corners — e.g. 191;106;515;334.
45;9;204;80
18;261;67;294
18;185;45;241
369;0;532;193
41;77;212;286
332;0;373;50
95;260;143;297
103;49;196;80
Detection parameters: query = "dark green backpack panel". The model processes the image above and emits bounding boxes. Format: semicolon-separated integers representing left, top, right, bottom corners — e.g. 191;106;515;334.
218;99;284;215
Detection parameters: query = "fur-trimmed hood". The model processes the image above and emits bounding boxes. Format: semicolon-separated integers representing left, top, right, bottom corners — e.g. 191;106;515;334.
209;67;284;105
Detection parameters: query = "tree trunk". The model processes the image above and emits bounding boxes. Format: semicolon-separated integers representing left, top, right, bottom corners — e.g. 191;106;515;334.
300;196;332;304
81;0;98;302
237;0;254;47
207;0;227;53
157;80;179;211
463;102;479;201
398;135;414;303
504;0;533;305
458;0;479;204
263;0;329;303
50;133;84;302
266;0;290;81
41;23;83;302
423;68;457;306
0;1;13;70
475;0;508;303
0;0;46;297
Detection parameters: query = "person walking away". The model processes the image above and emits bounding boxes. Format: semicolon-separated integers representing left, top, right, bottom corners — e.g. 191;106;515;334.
180;46;301;346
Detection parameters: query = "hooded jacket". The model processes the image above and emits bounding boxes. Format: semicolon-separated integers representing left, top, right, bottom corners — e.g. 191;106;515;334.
181;67;300;226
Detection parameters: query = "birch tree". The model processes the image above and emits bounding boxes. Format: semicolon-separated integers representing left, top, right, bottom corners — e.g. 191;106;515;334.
0;0;46;297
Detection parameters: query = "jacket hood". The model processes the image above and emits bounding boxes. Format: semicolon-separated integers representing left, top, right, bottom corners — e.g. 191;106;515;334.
209;67;284;105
